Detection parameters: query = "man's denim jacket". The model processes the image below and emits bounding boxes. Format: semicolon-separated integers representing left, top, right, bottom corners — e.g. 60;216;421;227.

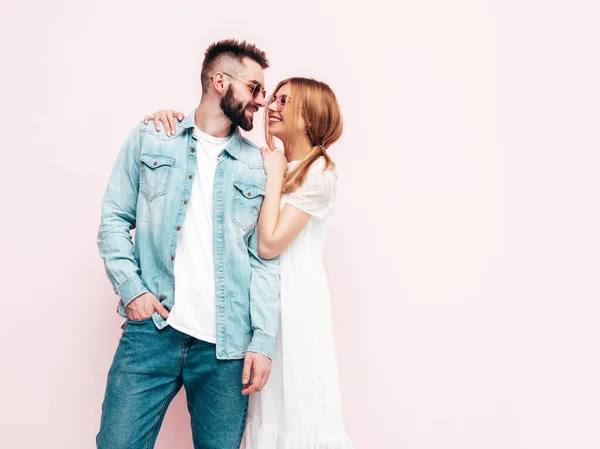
97;112;280;359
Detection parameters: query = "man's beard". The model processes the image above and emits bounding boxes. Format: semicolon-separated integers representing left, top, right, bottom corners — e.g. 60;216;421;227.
220;86;256;131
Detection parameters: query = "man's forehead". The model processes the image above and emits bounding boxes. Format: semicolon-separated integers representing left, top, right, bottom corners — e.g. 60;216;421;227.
239;57;265;81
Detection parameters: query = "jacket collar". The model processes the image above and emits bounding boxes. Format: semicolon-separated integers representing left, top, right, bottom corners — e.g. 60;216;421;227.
182;109;242;160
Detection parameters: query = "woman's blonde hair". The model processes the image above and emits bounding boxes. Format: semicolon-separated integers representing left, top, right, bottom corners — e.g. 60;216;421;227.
264;77;343;193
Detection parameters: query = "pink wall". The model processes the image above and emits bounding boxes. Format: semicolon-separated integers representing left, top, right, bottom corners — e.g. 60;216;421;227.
2;1;600;448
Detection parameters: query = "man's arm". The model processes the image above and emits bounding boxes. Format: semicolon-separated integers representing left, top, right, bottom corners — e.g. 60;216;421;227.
241;225;280;394
246;225;280;357
97;123;149;306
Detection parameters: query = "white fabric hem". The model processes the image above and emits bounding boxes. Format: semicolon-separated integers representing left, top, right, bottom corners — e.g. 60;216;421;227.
241;416;356;449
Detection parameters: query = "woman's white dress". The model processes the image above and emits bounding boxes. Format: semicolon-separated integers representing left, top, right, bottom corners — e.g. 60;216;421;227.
241;157;355;449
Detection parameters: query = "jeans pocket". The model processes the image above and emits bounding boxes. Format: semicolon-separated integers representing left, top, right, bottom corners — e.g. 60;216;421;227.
232;181;264;231
139;153;175;202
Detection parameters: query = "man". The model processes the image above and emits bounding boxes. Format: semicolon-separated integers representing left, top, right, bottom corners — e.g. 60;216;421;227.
96;39;280;449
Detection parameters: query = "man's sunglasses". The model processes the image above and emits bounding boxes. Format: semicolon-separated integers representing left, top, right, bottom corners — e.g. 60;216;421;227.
220;71;266;99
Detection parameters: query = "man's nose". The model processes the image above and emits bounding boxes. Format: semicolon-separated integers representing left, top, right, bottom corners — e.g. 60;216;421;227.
255;91;267;107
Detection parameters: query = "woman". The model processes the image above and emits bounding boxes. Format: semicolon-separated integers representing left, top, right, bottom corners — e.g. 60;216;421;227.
146;77;354;449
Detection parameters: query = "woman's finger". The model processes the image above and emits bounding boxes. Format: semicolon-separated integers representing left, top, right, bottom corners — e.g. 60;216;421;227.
166;110;176;136
157;111;172;135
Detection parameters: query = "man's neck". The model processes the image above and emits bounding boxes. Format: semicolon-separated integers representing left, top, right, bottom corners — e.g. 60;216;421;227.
194;101;235;138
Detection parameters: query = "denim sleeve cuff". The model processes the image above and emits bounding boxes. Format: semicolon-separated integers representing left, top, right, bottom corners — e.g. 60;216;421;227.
117;275;149;306
246;330;276;360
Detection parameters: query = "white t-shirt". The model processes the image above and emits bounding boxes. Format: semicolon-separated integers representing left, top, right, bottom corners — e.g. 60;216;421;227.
167;126;232;343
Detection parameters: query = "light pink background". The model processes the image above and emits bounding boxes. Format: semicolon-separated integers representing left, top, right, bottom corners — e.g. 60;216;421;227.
2;1;599;448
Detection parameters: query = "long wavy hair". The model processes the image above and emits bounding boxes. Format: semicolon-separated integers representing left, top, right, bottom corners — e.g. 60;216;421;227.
264;77;343;193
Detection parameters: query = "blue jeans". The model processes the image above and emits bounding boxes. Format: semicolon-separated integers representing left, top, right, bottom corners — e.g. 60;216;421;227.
96;318;248;449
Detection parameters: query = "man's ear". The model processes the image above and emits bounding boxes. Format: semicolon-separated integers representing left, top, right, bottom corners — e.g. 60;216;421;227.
212;72;227;94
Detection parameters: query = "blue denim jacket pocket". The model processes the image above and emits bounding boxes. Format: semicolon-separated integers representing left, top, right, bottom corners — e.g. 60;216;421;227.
139;153;176;202
231;181;264;231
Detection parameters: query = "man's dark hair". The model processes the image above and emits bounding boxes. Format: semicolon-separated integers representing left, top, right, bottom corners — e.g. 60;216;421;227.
201;39;269;93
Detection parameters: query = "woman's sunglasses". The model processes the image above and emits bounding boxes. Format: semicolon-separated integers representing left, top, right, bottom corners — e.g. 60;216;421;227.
266;94;289;112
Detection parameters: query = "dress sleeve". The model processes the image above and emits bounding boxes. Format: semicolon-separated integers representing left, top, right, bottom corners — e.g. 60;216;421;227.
283;162;337;219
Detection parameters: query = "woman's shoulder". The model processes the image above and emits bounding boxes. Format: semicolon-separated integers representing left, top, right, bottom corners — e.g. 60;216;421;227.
307;156;336;177
310;156;332;169
304;157;336;186
285;157;337;218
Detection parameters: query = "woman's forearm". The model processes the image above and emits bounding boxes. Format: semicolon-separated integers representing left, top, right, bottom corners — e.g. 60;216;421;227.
258;175;284;246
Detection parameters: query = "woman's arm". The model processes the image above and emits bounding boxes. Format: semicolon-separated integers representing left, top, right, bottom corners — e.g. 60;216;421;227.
258;185;311;259
257;149;312;259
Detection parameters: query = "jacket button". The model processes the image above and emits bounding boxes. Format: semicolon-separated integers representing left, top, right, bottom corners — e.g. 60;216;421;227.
176;226;181;231
153;161;158;166
183;200;189;205
191;148;195;153
170;256;175;261
188;175;193;179
247;192;252;196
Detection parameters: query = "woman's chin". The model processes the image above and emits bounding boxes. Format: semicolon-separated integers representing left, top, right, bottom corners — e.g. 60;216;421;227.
267;124;283;138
